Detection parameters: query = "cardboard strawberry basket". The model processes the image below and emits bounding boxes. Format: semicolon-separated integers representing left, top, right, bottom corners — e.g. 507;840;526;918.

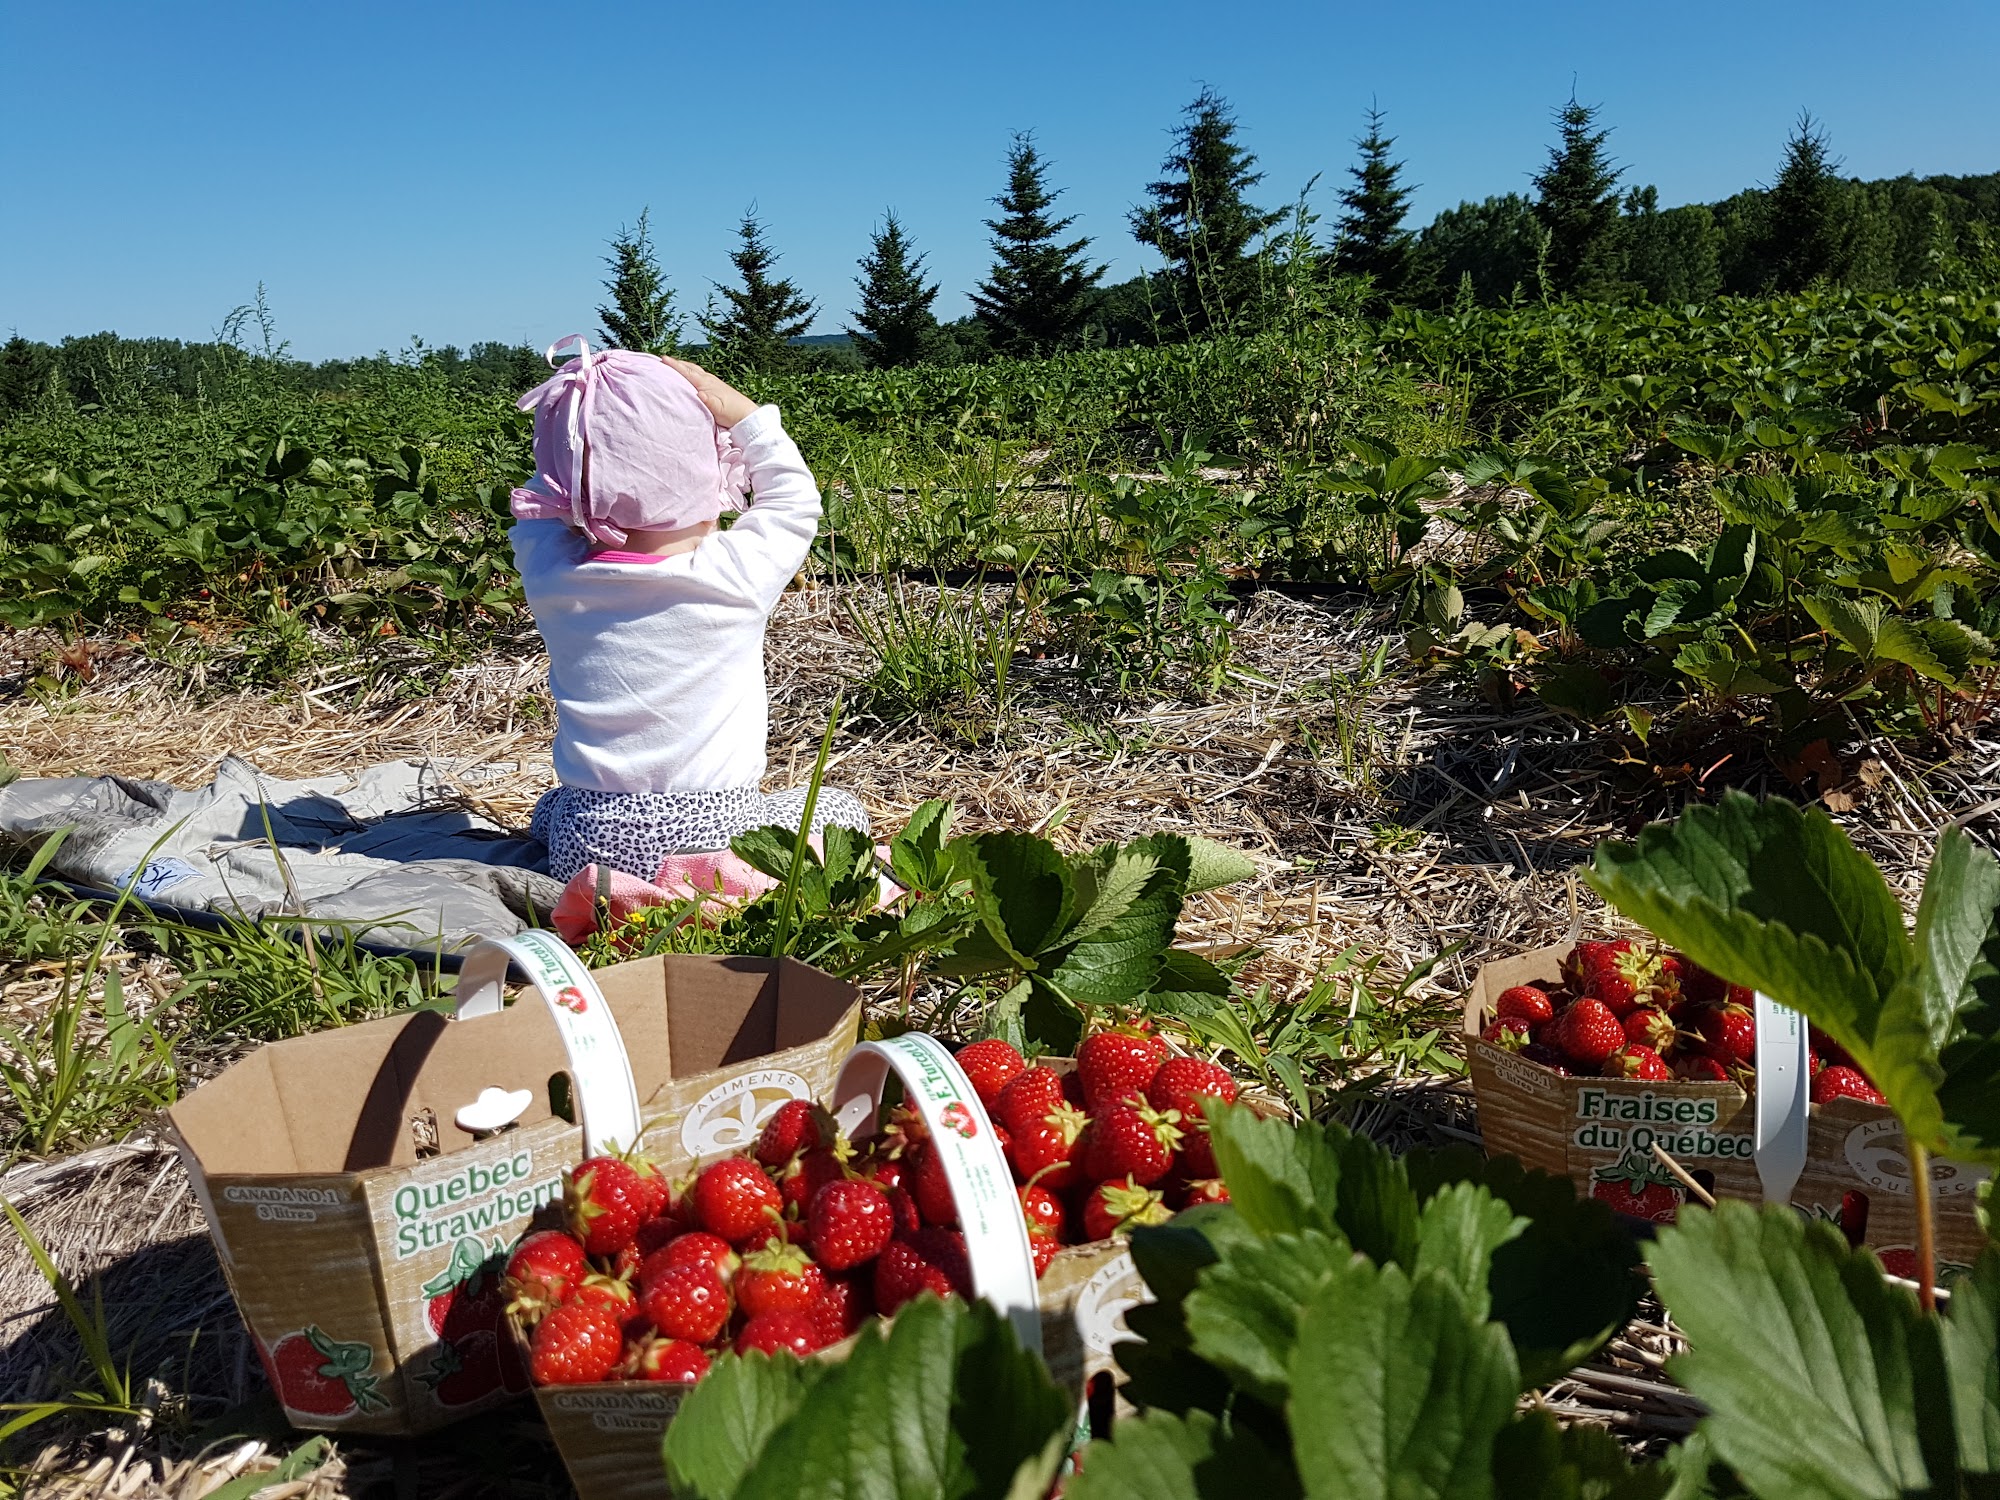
167;932;860;1435
1465;940;1989;1271
522;1032;1153;1500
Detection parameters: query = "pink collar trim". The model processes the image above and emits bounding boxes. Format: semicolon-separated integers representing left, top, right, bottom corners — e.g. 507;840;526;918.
584;548;671;565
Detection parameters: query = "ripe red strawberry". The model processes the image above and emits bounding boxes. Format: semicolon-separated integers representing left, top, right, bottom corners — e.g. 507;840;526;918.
625;1335;710;1384
1082;1178;1172;1241
1811;1025;1857;1070
955;1038;1026;1107
1145;1057;1235;1179
1551;996;1626;1071
1178;1177;1231;1208
565;1273;636;1316
1020;1183;1066;1242
528;1303;624;1386
627;1156;672;1219
776;1146;848;1218
755;1100;835;1168
882;1181;922;1237
565;1157;648;1257
1029;1234;1059;1276
807;1273;872;1345
1007;1101;1091;1191
1589;1159;1682;1224
908;1142;959;1226
735;1242;829;1320
1075;1029;1168;1109
995;1065;1067;1134
908;1227;973;1295
1085;1097;1183;1185
1812;1065;1885;1106
1622;1007;1679;1056
1678;957;1728;1006
735;1309;821;1358
504;1231;588;1319
1145;1056;1237;1117
1493;984;1556;1028
1564;939;1667;1018
808;1178;895;1271
1674;1053;1734;1084
1481;1018;1532;1049
1690;1000;1756;1069
1519;1043;1571;1075
1602;1044;1671;1081
872;1240;953;1315
693;1158;783;1247
639;1231;739;1292
640;1262;731;1345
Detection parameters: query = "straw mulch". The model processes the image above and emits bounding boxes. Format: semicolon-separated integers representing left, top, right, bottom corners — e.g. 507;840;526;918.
1;581;1990;1494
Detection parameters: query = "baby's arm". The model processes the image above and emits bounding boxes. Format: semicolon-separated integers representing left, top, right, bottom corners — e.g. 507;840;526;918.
662;358;821;611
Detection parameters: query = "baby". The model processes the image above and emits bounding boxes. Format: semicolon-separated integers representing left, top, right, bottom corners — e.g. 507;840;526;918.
510;336;868;885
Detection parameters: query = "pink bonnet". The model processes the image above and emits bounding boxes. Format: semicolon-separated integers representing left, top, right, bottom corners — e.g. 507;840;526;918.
509;335;749;547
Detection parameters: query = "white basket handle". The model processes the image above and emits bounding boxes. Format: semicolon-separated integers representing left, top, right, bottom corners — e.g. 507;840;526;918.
832;1034;1042;1354
1753;991;1811;1206
455;931;643;1159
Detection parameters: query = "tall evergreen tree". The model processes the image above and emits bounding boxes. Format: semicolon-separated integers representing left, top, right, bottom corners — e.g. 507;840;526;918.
970;134;1104;356
1761;112;1850;291
1332;104;1415;298
596;209;682;354
1531;96;1624;294
1129;87;1284;333
700;213;816;373
846;211;940;369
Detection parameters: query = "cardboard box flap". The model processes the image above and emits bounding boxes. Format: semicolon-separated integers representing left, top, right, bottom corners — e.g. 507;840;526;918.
601;954;855;1075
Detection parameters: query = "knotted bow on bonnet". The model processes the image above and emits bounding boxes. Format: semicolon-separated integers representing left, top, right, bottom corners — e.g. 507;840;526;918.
510;335;750;547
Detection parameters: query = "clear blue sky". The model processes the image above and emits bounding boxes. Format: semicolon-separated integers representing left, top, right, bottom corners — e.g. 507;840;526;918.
6;0;1996;361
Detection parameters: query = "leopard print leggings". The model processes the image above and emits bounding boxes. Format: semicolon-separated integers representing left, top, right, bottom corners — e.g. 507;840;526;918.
531;784;872;885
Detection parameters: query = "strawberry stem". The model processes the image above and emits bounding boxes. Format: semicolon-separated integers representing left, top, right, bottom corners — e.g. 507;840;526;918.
1910;1140;1937;1315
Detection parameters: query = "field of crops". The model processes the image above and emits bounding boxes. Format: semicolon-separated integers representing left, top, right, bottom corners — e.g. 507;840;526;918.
4;266;2000;1496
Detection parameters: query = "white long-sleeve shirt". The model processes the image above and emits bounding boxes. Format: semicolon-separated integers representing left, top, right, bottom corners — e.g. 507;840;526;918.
509;404;819;794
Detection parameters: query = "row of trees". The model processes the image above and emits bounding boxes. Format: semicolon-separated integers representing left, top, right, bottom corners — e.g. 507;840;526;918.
599;89;1999;373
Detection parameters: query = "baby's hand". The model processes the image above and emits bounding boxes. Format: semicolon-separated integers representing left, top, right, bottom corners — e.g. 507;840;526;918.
662;357;758;429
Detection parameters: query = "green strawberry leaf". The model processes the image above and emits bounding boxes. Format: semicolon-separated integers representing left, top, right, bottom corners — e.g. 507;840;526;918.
665;1346;828;1500
1492;1410;1670;1500
1287;1259;1520;1500
1117;1210;1256;1417
1411;1181;1527;1325
676;1296;1070;1500
888;799;956;895
1183;1230;1351;1407
1067;1409;1300;1500
1405;1148;1643;1387
1913;828;2000;1052
1044;835;1189;1009
952;831;1072;969
1144;946;1234;1021
1646;1199;1959;1500
1204;1105;1422;1268
1185;836;1256;895
1941;1249;2000;1478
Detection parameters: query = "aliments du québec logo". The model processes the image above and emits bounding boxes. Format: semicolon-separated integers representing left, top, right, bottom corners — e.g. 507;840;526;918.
390;1149;562;1259
680;1069;813;1158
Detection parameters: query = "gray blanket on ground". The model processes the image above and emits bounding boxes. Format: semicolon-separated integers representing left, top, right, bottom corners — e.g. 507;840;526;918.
0;756;563;953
